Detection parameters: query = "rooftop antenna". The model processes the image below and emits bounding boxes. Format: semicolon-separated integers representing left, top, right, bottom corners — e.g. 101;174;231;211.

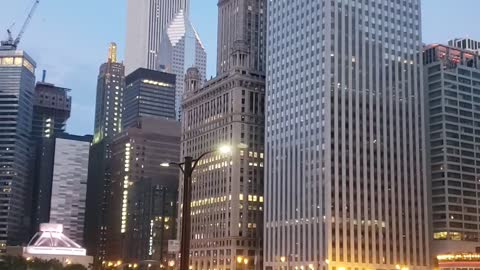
42;70;46;82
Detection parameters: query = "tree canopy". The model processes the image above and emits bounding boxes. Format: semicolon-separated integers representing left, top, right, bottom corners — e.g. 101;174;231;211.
0;256;88;270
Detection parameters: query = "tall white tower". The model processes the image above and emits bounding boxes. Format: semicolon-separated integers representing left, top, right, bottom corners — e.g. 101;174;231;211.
125;0;189;75
265;1;430;270
158;9;207;120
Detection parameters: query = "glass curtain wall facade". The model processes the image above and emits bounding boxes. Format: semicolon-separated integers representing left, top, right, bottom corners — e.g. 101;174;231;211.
125;0;189;75
122;68;176;129
0;49;36;250
424;44;480;254
158;9;207;120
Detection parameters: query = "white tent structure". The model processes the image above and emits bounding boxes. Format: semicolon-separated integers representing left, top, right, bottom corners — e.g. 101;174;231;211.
25;224;86;256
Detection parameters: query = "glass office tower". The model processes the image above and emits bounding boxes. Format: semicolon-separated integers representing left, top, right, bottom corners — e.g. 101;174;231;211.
0;48;36;249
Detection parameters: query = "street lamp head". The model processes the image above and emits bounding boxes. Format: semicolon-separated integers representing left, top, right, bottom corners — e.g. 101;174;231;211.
244;259;249;265
218;145;232;154
236;256;243;264
280;256;286;263
168;260;176;267
160;162;171;167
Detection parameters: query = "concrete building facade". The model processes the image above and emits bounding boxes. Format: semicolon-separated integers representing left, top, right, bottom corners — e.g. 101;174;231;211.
265;1;430;270
31;81;71;140
179;0;267;269
48;134;91;245
105;117;180;265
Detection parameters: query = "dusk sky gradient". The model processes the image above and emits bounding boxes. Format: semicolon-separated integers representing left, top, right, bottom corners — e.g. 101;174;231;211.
1;0;479;135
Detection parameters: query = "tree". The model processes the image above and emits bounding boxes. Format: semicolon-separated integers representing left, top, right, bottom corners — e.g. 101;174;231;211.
27;258;63;270
63;264;87;270
0;255;27;270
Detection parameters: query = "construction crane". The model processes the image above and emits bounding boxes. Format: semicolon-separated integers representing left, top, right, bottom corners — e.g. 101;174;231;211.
1;0;40;49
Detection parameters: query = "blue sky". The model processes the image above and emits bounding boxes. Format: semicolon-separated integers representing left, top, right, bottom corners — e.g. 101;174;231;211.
1;0;479;135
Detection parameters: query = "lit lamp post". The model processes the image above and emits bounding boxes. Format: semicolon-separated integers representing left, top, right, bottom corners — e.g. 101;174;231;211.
161;144;234;270
236;256;249;270
168;260;176;270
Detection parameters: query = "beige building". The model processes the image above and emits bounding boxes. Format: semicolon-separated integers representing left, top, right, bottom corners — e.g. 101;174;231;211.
179;1;266;270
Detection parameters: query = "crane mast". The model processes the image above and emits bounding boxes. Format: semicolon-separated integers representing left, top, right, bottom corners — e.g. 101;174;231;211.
1;0;40;50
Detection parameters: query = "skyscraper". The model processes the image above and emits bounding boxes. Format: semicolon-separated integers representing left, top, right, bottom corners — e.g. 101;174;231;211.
158;9;207;120
0;48;36;250
179;0;266;269
85;43;125;263
122;68;176;129
424;43;480;255
31;79;71;140
216;0;266;75
105;117;180;264
265;1;429;270
125;0;189;75
31;134;92;245
29;74;72;238
93;42;125;143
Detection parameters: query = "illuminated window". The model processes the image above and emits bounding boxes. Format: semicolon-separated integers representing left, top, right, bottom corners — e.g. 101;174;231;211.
433;232;447;240
1;57;14;65
14;57;22;66
23;59;34;73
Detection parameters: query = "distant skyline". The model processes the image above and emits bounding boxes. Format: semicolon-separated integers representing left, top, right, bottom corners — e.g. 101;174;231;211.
0;0;479;135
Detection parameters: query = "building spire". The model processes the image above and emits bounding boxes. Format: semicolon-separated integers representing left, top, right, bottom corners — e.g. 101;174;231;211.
108;42;117;63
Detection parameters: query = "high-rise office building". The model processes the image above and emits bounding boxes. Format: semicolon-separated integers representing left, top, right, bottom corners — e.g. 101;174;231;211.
424;43;480;255
158;9;207;120
448;38;480;55
180;0;266;269
93;42;125;143
31;134;92;245
0;48;36;250
30;75;72;238
265;1;429;270
85;43;125;263
125;0;189;75
105;117;180;264
31;79;71;140
122;68;176;129
216;0;266;75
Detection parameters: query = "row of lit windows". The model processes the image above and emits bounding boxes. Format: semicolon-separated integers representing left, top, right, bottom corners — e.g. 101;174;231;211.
0;56;34;73
191;195;264;207
120;143;131;233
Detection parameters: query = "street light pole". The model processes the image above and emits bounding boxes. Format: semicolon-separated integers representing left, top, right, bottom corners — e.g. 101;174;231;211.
179;156;193;270
162;145;235;270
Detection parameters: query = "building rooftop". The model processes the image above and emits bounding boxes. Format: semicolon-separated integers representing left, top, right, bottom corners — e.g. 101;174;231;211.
125;68;176;86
